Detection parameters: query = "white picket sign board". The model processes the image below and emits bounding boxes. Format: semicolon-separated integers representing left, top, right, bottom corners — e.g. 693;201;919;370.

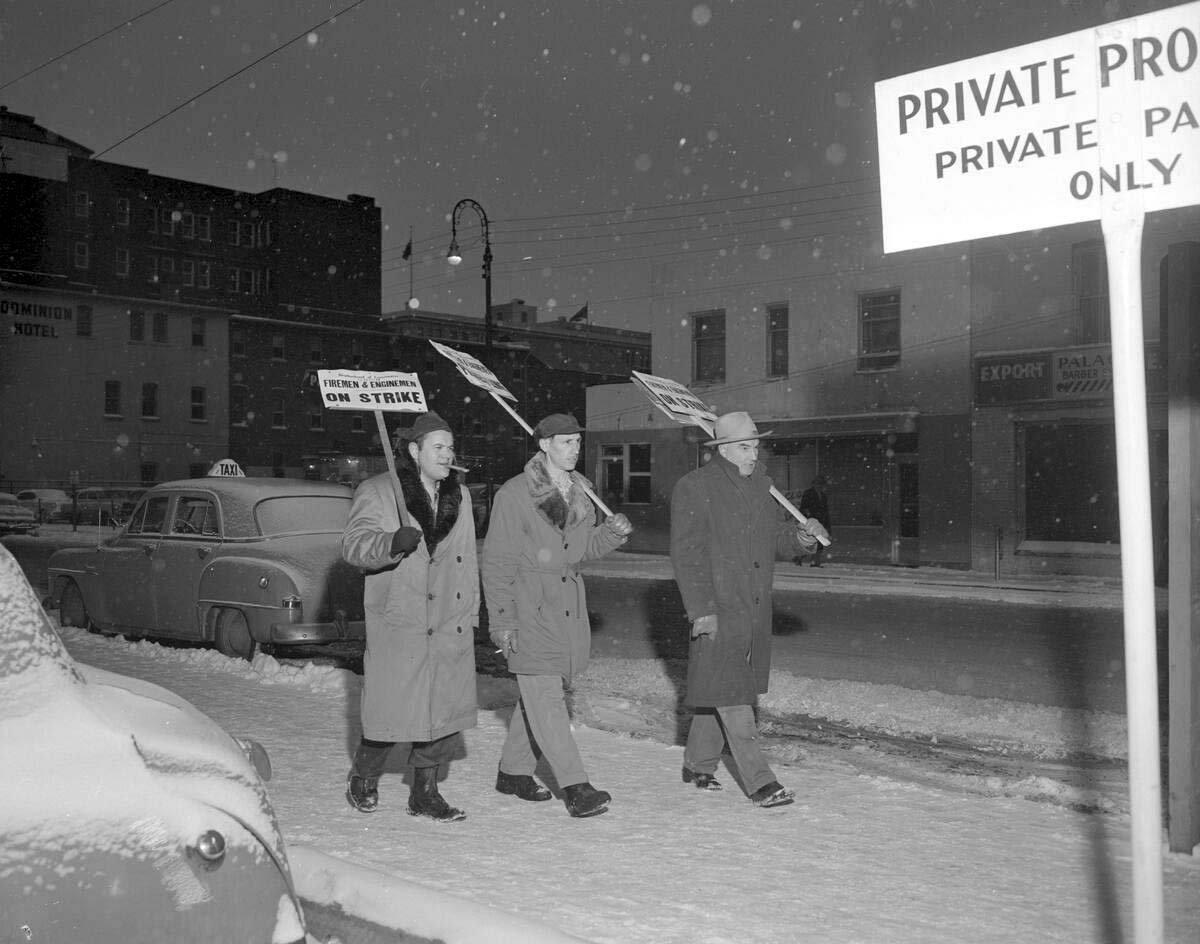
428;339;516;400
316;369;427;413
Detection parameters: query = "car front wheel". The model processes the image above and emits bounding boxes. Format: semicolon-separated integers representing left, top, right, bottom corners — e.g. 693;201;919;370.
58;580;93;632
214;608;257;661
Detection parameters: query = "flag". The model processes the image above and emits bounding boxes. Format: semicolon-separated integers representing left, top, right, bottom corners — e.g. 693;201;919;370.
401;239;412;261
570;302;588;323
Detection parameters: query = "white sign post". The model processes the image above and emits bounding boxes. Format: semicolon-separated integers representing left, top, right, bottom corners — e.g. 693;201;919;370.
630;370;829;544
317;369;429;527
877;5;1200;939
429;340;614;518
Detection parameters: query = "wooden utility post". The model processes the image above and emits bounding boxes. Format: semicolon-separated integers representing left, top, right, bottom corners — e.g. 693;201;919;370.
1164;241;1200;854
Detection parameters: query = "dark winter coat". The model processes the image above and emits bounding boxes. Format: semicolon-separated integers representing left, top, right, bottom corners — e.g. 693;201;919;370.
799;486;830;530
670;454;798;707
481;452;627;680
341;466;478;742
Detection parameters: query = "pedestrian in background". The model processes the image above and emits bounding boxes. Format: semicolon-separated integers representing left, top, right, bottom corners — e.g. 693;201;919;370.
799;475;831;567
482;413;634;818
341;411;478;823
670;411;828;808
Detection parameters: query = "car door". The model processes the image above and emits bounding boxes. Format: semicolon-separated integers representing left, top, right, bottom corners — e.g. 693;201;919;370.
96;493;169;634
152;492;221;639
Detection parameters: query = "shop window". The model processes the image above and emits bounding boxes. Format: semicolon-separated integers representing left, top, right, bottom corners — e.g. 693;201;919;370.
858;290;900;370
766;303;788;378
1023;423;1118;543
691;309;725;384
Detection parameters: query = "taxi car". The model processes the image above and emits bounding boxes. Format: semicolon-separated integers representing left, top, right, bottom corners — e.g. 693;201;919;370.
46;477;366;660
0;544;307;943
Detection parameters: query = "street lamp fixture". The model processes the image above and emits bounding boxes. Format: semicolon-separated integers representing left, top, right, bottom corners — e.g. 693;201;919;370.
446;197;495;496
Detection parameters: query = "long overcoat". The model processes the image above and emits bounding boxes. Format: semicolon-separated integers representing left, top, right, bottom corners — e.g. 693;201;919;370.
342;467;478;742
670;454;795;707
482;452;626;680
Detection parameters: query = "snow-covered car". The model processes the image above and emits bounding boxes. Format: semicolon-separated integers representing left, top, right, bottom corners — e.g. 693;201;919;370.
0;492;38;535
0;544;307;943
46;477;366;660
16;487;71;523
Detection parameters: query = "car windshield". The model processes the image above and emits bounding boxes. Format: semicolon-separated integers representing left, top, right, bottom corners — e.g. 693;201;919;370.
254;495;350;536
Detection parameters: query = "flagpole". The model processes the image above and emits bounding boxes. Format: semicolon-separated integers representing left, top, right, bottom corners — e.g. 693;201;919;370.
407;226;414;306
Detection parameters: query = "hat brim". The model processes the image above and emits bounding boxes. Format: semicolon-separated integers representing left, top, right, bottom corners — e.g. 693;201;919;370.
705;429;773;446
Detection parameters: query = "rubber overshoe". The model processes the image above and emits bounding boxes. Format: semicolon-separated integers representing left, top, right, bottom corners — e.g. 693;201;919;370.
346;774;379;813
682;767;724;791
563;782;611;818
496;769;553;802
749;781;795;808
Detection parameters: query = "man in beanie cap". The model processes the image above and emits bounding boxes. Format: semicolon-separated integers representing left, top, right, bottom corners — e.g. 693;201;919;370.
482;412;634;818
670;411;828;808
341;410;479;822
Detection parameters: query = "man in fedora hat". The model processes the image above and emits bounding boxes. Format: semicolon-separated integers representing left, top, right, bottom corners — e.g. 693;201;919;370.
341;410;479;822
482;412;634;818
670;411;828;808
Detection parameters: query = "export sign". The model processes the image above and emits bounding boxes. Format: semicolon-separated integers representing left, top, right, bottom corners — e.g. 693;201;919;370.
875;1;1200;251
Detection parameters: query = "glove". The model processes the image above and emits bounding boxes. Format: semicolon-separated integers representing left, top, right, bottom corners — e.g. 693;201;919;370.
796;520;829;554
490;627;517;654
691;614;718;640
605;513;634;537
390;525;423;556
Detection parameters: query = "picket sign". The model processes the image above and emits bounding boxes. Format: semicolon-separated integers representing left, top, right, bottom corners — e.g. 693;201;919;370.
316;369;431;529
629;370;829;547
428;340;614;518
875;4;1200;937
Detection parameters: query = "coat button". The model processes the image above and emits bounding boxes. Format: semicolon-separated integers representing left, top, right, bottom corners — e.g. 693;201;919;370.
457;555;462;562
427;628;433;636
456;626;462;634
428;592;434;600
753;561;760;568
561;576;566;582
565;610;570;617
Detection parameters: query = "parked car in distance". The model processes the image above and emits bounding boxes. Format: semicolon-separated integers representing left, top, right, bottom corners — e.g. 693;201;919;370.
0;544;307;943
0;492;38;535
47;477;366;660
71;486;146;526
16;487;71;523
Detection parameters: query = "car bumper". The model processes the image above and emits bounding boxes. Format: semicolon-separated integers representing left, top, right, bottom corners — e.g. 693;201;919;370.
267;619;366;645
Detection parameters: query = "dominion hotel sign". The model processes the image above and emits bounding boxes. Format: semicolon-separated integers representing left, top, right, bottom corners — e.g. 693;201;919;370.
1;295;74;338
974;343;1165;405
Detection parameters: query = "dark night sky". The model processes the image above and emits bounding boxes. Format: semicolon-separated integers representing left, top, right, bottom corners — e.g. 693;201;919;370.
1;0;1187;326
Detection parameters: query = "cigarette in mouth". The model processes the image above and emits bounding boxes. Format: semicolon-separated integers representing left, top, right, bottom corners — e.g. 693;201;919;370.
450;464;469;473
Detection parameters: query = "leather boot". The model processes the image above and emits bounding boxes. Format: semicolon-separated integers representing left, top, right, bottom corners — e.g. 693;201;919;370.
407;765;466;822
495;769;553;802
563;782;611;818
345;773;379;813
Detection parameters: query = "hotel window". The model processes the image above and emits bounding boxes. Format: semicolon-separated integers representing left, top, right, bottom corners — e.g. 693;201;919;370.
230;385;247;425
74;241;89;269
115;247;130;277
691;309;726;384
271;390;287;429
197;261;211;289
115;197;130;227
141;382;159;419
308;408;324;431
76;304;93;338
271;334;285;360
229;267;260;294
179;211;195;239
74;191;90;218
197;214;211;241
190;386;206;421
309;337;323;363
152;312;168;343
159;208;175;236
1072;240;1110;344
766;303;789;378
129;309;145;342
104;380;121;416
231;326;245;357
191;317;206;348
351;413;365;434
351;339;364;368
181;258;195;286
858;290;901;371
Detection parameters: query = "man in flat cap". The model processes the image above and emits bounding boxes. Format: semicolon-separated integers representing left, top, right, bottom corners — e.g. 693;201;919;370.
670;411;828;808
341;410;479;822
482;412;634;818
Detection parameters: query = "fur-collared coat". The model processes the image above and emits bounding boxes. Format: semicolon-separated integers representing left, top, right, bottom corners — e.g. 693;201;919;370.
670;454;801;707
341;465;478;742
482;452;627;679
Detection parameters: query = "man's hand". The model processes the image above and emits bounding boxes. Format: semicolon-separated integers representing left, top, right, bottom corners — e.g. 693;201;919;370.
390;525;423;556
606;513;634;537
491;628;517;655
796;519;829;553
690;614;718;640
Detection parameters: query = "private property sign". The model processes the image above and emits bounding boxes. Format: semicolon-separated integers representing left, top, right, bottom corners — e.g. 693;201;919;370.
875;1;1200;251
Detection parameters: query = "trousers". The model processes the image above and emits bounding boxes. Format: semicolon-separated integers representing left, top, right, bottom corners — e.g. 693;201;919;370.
499;674;588;788
350;733;457;778
683;704;776;796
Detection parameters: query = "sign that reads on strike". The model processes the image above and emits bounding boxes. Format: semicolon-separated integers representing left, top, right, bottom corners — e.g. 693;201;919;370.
317;369;428;413
875;0;1200;252
631;370;717;425
428;339;516;400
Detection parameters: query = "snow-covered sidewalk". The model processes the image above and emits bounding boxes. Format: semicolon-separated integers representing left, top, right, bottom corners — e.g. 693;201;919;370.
57;624;1200;944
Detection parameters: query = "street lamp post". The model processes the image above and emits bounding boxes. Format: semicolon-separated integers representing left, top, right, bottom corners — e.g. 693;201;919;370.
446;197;495;497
